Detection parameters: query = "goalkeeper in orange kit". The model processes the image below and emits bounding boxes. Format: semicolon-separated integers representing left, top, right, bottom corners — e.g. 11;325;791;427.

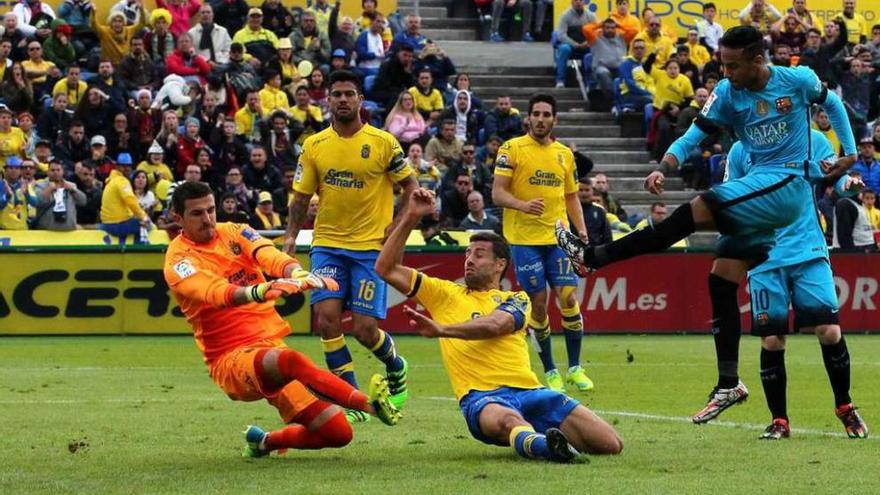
163;182;400;458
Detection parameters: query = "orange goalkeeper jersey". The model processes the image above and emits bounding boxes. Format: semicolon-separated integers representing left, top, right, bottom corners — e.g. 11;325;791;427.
163;223;298;364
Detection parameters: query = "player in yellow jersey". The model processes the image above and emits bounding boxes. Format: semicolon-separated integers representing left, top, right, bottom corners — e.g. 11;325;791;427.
376;189;622;461
491;94;594;393
284;70;418;421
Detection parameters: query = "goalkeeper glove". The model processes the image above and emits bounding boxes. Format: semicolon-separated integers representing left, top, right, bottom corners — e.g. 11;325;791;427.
245;273;339;303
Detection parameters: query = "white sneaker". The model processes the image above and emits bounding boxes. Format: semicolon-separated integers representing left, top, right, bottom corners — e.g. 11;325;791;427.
555;82;564;89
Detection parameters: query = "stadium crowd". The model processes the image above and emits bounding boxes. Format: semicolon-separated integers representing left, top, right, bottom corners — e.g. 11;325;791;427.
0;0;877;249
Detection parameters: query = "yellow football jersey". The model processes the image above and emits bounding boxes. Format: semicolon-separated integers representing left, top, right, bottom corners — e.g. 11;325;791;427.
495;135;578;245
407;271;541;400
294;124;412;251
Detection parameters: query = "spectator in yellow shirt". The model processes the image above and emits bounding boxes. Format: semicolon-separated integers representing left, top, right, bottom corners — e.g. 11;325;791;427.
631;16;675;67
235;90;265;143
91;7;146;65
684;29;711;69
0;104;27;170
259;72;293;116
812;108;842;156
290;85;324;145
408;68;444;125
51;65;87;106
137;141;175;191
836;0;868;45
99;156;151;245
862;189;880;232
647;57;694;110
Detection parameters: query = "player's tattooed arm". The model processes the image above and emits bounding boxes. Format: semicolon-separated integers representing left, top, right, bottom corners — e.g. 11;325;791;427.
385;174;419;240
283;192;312;256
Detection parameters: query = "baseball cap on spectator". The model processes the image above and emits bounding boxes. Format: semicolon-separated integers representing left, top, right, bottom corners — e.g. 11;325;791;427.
0;104;12;114
332;49;346;59
278;38;293;50
258;191;273;204
35;139;52;148
248;7;262;17
860;136;874;145
117;153;133;166
6;156;22;168
91;135;107;147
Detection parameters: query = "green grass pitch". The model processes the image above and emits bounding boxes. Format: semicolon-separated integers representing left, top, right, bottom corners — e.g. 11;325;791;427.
1;334;877;494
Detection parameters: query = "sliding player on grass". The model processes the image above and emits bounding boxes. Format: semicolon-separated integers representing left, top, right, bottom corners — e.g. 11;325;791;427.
376;188;622;462
164;182;400;458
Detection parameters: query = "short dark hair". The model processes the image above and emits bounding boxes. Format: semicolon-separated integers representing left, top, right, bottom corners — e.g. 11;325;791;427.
469;232;511;283
440;119;456;128
719;25;765;60
650;201;666;210
487;135;503;144
172;181;213;216
417;67;433;77
703;2;716;11
70;120;85;128
872;24;880;32
863;188;876;196
807;27;821;36
328;69;362;93
528;93;557;115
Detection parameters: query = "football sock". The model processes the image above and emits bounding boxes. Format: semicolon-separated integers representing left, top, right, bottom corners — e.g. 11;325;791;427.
510;426;551;460
261;348;370;412
322;335;359;389
709;273;741;389
760;348;788;420
266;410;353;451
560;304;584;369
370;329;404;373
530;315;556;372
821;337;852;407
589;203;695;269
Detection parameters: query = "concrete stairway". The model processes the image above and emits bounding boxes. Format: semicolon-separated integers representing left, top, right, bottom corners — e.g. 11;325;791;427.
398;0;714;247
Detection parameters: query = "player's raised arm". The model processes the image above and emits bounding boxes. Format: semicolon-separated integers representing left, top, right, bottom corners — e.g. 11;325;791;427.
375;188;435;294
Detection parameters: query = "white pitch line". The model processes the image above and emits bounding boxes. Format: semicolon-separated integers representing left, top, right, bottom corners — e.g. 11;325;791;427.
419;396;872;440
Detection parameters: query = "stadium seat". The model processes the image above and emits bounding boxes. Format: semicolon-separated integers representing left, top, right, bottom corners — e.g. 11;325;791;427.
709;153;726;186
364;75;377;94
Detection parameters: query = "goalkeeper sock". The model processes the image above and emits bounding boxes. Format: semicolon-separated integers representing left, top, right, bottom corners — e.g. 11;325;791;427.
256;348;370;412
529;316;556;373
266;411;353;450
510;426;551;460
821;337;852;407
370;329;404;373
322;335;358;389
709;274;741;389
589;203;696;269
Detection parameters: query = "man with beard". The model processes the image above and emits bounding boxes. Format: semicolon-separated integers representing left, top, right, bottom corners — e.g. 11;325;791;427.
491;93;593;394
118;36;156;92
284;70;417;422
375;188;622;461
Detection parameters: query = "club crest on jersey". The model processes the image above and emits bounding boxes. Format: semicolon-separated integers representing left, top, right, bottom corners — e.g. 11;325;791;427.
775;97;792;114
361;144;371;159
756;312;770;325
229;242;242;255
756;99;769;116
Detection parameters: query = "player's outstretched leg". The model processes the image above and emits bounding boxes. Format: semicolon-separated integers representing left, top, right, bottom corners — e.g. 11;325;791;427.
255;348;400;425
556;201;698;275
243;403;355;457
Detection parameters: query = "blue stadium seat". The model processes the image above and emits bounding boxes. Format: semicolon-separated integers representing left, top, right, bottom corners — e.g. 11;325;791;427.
709;153;726;186
364;75;377;94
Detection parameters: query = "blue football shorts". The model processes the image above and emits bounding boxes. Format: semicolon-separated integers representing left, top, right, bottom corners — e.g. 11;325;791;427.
310;247;387;319
510;245;578;295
